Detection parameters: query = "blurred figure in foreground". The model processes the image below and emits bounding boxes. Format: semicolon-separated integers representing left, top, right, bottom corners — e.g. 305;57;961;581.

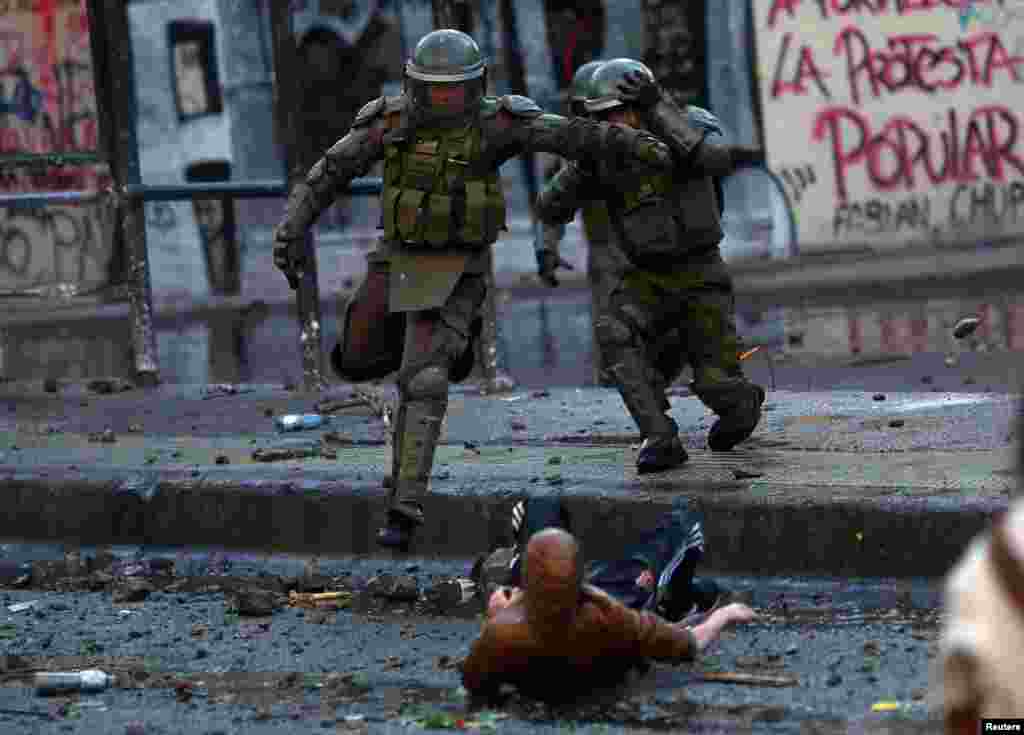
937;404;1024;729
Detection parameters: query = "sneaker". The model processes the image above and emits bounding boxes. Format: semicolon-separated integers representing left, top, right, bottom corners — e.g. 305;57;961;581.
708;385;766;452
636;436;688;474
653;516;705;622
506;497;573;585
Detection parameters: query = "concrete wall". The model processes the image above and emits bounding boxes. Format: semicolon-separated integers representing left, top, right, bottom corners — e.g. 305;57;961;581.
130;0;232;307
748;0;1024;255
0;0;116;295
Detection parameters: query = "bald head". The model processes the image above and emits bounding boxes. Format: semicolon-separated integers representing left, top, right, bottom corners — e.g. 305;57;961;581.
522;528;582;633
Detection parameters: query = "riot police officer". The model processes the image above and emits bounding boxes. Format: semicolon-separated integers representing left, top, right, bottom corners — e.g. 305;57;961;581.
536;58;767;474
273;32;676;550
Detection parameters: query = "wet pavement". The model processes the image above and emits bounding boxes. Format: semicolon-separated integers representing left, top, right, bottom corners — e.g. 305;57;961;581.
0;548;943;735
0;282;1021;393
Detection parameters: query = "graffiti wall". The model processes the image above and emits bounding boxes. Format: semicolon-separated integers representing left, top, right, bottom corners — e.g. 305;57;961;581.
753;0;1024;252
0;0;114;293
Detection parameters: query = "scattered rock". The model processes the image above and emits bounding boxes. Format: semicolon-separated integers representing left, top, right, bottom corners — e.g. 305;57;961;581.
872;393;886;401
252;446;322;462
215;455;230;465
88;428;117;444
227;588;283;616
366;574;419;602
888;419;905;428
190;623;208;638
863;640;882;656
112;578;154;603
174;681;193;703
88;378;133;394
953;316;981;339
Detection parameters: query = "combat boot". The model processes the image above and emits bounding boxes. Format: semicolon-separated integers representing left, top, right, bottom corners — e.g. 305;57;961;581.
706;383;766;452
636;435;688;474
377;386;446;552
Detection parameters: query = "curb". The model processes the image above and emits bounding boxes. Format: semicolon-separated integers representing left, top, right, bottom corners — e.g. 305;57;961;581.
0;463;1008;579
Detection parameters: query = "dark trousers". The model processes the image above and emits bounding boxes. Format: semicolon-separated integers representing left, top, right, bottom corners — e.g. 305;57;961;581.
516;498;703;612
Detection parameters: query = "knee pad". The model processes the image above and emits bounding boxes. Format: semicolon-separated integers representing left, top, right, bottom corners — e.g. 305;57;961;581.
399;363;449;401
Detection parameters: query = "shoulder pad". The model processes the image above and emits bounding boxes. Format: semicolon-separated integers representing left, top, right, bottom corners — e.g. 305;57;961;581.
353;97;386;128
685;105;723;136
498;95;543;117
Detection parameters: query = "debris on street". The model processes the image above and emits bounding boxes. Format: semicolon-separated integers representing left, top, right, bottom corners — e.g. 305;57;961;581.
111;578;154;603
274;413;327;432
88;428;117;443
314;394;373;414
952;316;981;339
733;469;764;479
6;600;39;613
695;671;798;687
251;445;325;462
226;588;284;616
202;384;251;399
35;669;113;696
87;378;133;394
365;574;419;602
288;591;353;610
353;387;393;433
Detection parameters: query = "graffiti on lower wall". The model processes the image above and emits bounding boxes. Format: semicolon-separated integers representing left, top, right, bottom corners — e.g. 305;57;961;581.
0;0;114;293
0;202;114;292
753;0;1024;251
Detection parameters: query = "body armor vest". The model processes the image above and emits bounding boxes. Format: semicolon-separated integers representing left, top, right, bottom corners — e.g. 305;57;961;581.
381;122;506;248
603;163;682;268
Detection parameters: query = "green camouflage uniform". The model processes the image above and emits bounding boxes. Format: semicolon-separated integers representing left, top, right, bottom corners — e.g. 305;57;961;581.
273;31;675;545
536;88;764;455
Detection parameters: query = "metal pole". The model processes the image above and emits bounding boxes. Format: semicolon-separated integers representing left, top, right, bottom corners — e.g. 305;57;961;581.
270;0;325;392
89;0;160;386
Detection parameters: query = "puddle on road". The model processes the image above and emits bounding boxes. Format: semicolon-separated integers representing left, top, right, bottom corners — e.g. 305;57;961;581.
0;289;1020;389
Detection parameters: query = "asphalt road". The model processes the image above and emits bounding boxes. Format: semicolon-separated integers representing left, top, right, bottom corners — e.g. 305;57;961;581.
0;552;943;734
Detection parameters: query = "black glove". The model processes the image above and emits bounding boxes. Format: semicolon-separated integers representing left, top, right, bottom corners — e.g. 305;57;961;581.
616;69;662;109
535;249;574;287
729;145;766;167
273;237;306;290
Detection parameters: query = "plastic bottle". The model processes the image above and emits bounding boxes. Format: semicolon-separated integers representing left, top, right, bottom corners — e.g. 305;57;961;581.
35;669;113;695
274;413;326;432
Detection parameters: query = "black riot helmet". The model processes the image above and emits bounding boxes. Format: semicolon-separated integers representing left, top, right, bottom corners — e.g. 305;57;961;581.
568;60;604;117
405;29;487;126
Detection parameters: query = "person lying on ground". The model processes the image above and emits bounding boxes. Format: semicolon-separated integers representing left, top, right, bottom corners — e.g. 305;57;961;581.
475;498;723;621
461;525;756;701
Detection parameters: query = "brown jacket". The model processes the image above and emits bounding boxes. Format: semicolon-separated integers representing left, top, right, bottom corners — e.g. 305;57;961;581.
461;583;697;699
